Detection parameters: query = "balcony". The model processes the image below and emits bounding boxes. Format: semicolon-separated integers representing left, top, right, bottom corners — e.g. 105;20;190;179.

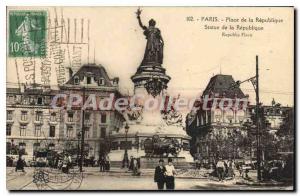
18;118;30;124
48;120;58;126
34;119;43;125
65;120;75;125
6;119;14;124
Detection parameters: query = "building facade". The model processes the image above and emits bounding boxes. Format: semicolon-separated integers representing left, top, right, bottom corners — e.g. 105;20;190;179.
186;74;249;162
6;85;61;161
6;64;125;162
247;101;294;160
186;74;294;163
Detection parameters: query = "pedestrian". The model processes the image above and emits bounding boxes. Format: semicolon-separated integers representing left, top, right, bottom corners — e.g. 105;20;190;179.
129;156;134;170
68;154;72;169
132;158;140;176
105;155;110;171
62;155;69;173
54;155;59;169
195;159;200;170
154;159;166;190
90;156;95;167
216;157;225;182
15;155;25;172
165;158;176;190
227;159;235;178
99;156;105;172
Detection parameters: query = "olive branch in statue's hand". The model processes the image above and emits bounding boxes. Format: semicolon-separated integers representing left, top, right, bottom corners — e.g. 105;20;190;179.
136;8;142;18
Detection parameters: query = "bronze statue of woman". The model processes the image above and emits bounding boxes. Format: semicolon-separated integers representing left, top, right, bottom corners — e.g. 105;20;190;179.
136;8;164;65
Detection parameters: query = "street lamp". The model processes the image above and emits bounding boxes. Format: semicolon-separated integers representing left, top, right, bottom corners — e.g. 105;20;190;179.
122;123;129;168
230;55;261;181
77;132;81;166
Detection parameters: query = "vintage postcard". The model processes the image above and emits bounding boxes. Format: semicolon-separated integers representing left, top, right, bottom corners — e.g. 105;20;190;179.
6;6;294;191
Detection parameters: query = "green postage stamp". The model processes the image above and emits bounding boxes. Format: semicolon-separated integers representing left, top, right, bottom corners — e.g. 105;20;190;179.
8;10;47;57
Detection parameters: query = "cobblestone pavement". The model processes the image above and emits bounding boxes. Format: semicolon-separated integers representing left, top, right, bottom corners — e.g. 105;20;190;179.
6;167;293;190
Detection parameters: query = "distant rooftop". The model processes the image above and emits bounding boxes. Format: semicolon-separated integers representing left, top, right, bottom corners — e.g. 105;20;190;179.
202;74;246;98
65;64;117;87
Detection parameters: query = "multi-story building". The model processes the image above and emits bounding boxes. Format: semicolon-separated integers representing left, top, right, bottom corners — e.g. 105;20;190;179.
186;74;294;163
247;101;294;160
6;64;125;162
247;100;292;131
186;74;249;162
59;64;124;159
6;84;61;160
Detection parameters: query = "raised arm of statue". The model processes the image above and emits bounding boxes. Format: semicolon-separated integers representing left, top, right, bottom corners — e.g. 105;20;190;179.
136;8;147;30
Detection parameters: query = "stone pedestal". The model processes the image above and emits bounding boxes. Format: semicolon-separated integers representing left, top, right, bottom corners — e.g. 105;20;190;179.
108;22;193;165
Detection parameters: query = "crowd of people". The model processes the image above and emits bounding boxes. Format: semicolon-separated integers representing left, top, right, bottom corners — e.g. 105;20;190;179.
10;152;293;190
194;156;293;183
261;157;293;181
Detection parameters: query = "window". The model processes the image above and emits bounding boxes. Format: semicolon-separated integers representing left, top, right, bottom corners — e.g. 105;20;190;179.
87;77;91;84
226;110;234;120
98;78;105;86
37;97;43;105
49;126;55;137
85;113;90;122
101;114;107;124
100;127;106;138
7;95;14;104
20;125;27;136
6;124;11;136
56;97;64;107
35;111;43;121
7;110;13;120
35;125;42;137
84;127;90;138
50;113;56;122
214;109;222;122
74;76;80;85
67;126;74;138
68;112;74;122
21;111;28;121
23;98;29;105
6;142;12;154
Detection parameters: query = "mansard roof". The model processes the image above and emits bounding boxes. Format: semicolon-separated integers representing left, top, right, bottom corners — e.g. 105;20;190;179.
65;64;117;87
202;74;246;98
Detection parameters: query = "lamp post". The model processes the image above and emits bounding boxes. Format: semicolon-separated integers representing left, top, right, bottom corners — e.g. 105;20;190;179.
230;55;261;181
79;86;86;172
77;132;81;166
123;123;129;168
255;55;262;181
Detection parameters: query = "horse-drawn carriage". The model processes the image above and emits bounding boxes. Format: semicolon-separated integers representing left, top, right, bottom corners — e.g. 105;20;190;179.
144;135;181;157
